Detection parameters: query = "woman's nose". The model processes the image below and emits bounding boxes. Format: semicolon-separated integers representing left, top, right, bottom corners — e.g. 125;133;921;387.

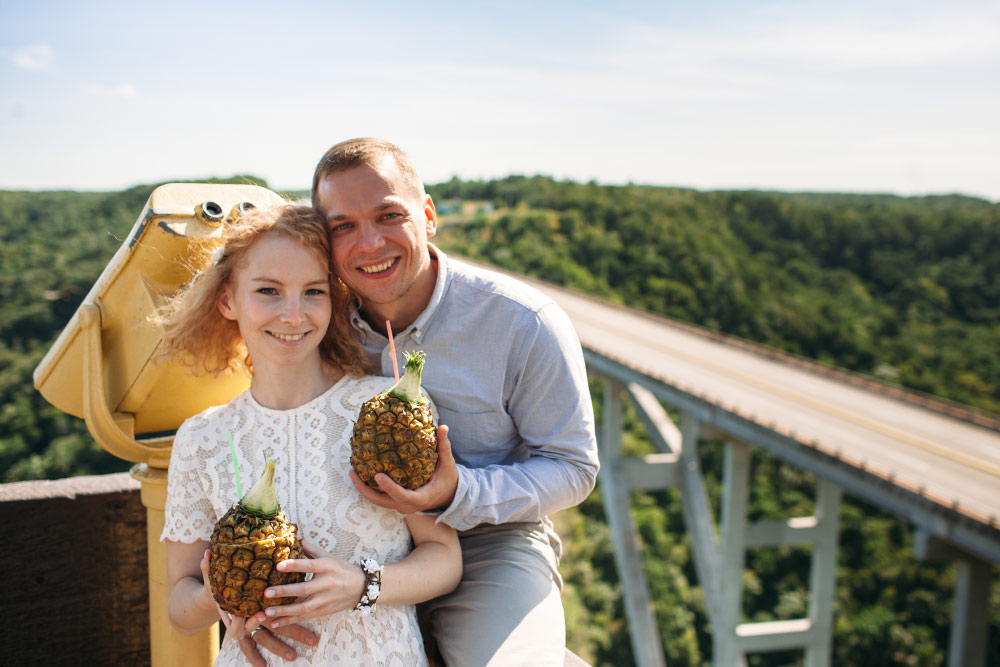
281;297;303;324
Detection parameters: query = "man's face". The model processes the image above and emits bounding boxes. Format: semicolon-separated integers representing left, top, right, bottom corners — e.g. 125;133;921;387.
316;159;437;323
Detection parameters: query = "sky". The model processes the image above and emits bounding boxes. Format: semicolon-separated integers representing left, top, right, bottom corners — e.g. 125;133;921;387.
2;0;999;200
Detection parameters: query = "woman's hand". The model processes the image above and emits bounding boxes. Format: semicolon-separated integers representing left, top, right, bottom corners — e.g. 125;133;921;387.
260;539;366;629
195;549;214;609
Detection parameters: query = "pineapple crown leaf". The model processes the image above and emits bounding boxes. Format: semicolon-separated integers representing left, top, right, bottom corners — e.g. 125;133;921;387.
389;350;428;405
239;460;280;518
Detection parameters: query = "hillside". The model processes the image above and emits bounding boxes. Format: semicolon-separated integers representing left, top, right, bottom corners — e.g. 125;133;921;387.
429;177;1000;415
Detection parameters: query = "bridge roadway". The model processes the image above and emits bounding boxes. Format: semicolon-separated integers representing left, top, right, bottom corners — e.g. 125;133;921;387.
473;262;1000;561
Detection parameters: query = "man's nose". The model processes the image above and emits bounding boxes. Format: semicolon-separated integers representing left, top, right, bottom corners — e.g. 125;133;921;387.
357;221;385;251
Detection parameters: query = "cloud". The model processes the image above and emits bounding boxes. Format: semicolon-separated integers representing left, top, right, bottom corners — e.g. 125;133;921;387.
641;4;998;72
12;43;54;70
83;83;138;99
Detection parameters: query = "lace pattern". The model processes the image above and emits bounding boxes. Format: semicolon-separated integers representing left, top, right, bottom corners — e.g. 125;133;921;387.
162;375;427;666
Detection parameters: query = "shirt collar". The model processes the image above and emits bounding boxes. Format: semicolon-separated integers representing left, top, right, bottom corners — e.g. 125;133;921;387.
408;244;448;343
348;244;451;345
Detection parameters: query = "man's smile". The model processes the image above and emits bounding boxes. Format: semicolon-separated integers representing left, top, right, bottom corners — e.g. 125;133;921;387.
360;258;397;274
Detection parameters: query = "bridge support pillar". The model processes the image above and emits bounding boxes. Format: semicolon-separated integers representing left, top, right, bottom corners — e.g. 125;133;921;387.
714;443;841;666
716;440;751;667
598;379;667;667
947;556;991;667
915;531;994;667
804;479;841;667
679;412;723;628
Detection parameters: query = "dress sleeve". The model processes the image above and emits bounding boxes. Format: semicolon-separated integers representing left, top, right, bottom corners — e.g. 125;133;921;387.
160;418;218;543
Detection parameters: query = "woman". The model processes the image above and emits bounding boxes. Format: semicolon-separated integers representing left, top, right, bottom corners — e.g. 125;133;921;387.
158;203;461;665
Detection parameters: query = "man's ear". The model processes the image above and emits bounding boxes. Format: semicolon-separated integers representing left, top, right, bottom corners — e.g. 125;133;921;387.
218;286;238;321
424;194;438;238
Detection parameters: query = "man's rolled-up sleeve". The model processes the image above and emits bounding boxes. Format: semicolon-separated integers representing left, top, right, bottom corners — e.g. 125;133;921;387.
437;302;599;531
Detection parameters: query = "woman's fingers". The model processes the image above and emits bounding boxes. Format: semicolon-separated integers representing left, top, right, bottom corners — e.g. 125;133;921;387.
275;555;326;574
261;554;363;623
263;600;302;619
263;595;322;624
199;550;211;578
299;538;332;559
265;579;312;601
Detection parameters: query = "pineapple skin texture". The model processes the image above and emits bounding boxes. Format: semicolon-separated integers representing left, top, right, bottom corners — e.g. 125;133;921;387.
208;506;306;616
350;393;438;491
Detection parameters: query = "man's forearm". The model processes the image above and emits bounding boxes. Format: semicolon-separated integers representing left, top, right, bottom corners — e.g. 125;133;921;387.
438;455;597;531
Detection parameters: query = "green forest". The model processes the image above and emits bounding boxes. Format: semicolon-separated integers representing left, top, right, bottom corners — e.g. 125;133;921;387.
1;177;997;665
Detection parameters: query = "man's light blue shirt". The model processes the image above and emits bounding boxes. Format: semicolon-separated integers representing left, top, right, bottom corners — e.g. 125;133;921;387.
349;246;599;532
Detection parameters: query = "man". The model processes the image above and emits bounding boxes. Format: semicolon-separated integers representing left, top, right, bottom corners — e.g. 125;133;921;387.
247;138;599;666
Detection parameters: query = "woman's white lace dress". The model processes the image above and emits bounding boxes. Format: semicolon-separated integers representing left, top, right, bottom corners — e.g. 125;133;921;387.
161;375;427;666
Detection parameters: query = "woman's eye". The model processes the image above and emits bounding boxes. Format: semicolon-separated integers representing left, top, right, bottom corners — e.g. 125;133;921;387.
306;288;327;296
257;287;277;295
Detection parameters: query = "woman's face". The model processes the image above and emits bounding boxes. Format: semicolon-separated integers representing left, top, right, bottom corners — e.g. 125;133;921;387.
217;232;331;375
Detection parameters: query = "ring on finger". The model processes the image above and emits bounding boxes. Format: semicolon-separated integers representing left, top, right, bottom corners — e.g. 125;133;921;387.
250;626;262;638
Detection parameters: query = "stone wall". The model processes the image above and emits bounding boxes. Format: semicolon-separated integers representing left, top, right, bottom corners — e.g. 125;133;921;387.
0;473;151;665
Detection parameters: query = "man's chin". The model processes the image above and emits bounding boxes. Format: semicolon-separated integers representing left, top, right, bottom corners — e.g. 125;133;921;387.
353;286;405;307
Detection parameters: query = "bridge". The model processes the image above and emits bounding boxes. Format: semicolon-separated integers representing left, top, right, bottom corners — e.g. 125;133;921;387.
30;184;999;666
507;267;1000;667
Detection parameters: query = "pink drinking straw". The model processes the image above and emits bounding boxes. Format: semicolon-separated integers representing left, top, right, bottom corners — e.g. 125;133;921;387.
386;320;400;382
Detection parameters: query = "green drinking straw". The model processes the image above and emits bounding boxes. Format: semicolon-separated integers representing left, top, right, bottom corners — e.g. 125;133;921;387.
227;430;243;501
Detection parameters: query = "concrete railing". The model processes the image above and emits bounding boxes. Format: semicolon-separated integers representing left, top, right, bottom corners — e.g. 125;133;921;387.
0;473;151;666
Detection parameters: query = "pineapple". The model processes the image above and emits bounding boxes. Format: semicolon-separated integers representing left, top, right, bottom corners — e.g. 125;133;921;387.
208;460;306;616
351;350;438;490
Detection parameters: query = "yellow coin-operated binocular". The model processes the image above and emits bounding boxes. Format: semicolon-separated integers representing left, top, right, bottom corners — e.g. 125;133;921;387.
33;182;288;666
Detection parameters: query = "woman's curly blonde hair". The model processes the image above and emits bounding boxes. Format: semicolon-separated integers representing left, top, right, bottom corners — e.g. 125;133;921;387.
156;203;369;378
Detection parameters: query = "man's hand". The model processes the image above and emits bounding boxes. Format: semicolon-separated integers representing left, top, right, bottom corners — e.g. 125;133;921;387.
349;425;457;514
234;616;318;666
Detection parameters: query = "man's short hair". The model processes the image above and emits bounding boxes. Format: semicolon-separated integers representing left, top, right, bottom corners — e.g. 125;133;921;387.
311;138;425;213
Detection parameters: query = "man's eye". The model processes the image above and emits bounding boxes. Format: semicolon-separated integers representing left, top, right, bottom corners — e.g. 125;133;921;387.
329;222;352;233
